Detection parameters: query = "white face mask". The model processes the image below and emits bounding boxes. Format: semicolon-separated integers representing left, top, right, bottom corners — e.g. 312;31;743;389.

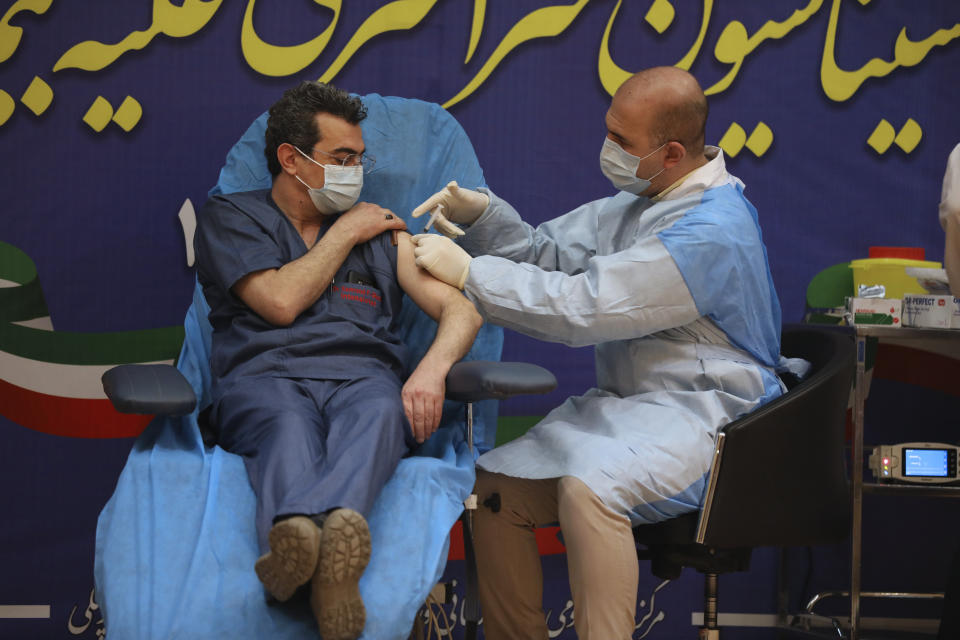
294;147;363;214
599;137;666;195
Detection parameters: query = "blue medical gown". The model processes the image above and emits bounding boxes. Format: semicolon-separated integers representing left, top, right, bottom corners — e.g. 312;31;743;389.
465;148;783;525
94;95;501;639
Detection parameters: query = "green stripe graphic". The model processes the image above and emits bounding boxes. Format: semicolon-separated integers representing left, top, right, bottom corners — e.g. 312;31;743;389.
0;241;183;365
0;241;49;322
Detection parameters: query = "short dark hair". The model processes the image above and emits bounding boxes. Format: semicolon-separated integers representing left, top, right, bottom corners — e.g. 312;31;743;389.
264;81;367;177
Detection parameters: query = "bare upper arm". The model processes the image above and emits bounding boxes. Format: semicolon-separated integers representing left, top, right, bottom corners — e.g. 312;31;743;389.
395;231;469;321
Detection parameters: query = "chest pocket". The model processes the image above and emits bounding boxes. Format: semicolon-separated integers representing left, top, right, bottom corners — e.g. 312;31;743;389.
328;282;384;324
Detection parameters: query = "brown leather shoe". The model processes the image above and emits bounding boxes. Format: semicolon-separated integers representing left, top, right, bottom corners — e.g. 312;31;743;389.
254;516;321;602
310;508;371;639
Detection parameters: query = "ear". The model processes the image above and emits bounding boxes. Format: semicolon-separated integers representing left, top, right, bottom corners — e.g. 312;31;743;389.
663;141;686;169
277;143;299;175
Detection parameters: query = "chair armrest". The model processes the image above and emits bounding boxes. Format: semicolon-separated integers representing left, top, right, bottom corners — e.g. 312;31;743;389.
445;361;557;402
102;361;556;415
101;364;197;416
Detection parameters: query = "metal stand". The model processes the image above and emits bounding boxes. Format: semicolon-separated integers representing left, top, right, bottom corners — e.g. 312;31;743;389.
699;572;720;639
846;327;960;639
462;402;480;640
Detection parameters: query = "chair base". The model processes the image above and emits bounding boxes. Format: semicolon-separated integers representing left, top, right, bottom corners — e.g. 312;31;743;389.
637;544;752;581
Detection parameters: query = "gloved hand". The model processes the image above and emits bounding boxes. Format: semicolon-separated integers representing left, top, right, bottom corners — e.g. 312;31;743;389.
411;233;471;289
411;181;490;238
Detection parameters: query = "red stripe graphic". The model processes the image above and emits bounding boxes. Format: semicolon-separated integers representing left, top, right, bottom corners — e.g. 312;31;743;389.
0;377;152;438
874;343;960;397
446;520;565;561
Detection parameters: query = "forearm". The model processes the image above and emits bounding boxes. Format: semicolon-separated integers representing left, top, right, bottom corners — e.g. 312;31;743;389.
237;228;357;326
234;202;407;326
275;229;356;309
402;294;481;443
413;297;483;377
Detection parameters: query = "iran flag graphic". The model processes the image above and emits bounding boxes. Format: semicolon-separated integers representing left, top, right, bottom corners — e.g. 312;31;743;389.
1;241;183;438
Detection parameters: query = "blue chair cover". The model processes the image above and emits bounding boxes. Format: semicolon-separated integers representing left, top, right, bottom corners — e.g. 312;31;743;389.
94;95;502;638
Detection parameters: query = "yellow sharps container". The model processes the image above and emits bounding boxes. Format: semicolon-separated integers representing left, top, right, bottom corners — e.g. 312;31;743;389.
849;258;942;299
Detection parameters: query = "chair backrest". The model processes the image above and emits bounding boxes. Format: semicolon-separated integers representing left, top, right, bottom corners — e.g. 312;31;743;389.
698;325;855;549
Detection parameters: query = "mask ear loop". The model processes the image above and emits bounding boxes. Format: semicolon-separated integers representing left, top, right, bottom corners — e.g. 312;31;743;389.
289;145;320;192
294;174;317;191
295;145;326;167
638;142;668;182
637;141;668;162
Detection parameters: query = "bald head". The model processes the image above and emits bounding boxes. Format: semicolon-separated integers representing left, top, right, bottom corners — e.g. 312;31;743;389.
614;67;708;155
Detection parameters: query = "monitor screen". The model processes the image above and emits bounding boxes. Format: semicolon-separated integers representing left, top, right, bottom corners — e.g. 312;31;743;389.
903;448;949;477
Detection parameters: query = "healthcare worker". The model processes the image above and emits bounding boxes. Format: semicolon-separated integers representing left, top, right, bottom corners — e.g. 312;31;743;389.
938;142;960;640
194;82;482;640
410;66;782;639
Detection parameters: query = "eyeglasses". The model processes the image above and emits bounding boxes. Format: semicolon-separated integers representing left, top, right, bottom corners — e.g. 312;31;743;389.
309;147;377;173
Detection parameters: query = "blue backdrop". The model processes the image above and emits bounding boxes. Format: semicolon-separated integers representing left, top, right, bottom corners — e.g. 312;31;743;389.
2;1;959;637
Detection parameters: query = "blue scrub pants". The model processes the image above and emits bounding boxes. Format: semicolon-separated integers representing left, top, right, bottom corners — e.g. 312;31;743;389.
212;375;414;553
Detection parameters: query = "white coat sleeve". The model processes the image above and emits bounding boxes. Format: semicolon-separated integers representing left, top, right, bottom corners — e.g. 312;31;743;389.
463;234;700;347
458;190;606;274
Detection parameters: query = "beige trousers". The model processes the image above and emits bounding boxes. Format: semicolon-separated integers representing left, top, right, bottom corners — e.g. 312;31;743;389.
473;470;639;640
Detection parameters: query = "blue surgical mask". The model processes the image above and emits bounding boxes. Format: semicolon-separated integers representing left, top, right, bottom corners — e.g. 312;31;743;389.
599;138;666;195
295;147;363;214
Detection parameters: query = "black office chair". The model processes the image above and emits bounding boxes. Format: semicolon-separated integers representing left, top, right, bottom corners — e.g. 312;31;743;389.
632;325;855;639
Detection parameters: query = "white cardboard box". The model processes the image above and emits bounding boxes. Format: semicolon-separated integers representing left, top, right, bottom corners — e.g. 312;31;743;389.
848;297;902;327
903;294;953;328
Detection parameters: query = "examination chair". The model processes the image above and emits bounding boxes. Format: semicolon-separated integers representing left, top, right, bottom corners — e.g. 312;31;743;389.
94;95;555;639
632;325;855;639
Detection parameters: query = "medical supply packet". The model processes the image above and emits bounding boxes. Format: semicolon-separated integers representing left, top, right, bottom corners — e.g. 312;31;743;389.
850;258;941;299
904;267;951;294
846;297;901;327
903;294;954;329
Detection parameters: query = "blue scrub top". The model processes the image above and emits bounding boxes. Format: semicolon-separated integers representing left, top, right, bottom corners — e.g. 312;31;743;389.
195;189;407;397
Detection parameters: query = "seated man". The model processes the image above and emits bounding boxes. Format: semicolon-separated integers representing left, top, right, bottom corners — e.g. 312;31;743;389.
194;81;482;640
